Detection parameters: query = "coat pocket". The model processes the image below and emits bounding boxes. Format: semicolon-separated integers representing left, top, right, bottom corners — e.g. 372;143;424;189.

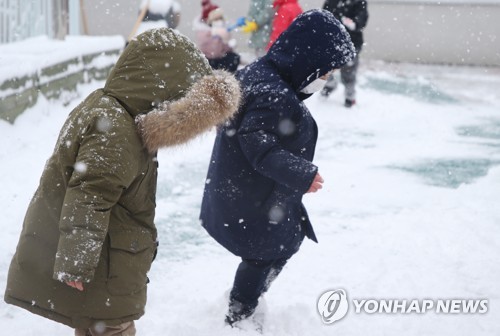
106;230;155;296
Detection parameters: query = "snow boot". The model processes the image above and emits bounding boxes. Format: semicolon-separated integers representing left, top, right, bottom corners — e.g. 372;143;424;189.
344;98;356;108
225;298;257;327
225;298;268;333
320;86;334;97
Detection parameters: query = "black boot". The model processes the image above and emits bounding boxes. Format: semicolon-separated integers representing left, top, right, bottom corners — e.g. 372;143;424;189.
320;86;334;97
225;297;265;333
344;98;356;108
225;298;257;327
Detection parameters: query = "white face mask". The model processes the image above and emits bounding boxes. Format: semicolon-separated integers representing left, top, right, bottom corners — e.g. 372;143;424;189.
300;77;327;94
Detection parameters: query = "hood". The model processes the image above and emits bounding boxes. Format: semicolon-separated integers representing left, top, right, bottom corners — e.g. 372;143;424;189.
136;70;241;153
265;9;355;93
104;28;212;117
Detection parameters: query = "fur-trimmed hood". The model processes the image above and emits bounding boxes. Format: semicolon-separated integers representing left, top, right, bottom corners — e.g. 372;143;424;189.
136;69;241;153
104;28;213;116
103;28;241;152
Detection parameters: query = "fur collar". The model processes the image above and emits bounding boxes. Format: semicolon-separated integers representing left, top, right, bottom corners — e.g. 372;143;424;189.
136;70;241;153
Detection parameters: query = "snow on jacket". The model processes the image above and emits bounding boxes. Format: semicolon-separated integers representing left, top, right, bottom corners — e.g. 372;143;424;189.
247;0;275;50
200;10;355;260
323;0;369;51
267;0;303;49
4;28;240;329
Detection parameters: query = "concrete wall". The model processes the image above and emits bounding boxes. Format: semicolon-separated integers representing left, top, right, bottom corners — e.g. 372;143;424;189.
80;0;141;39
363;1;500;66
79;0;500;66
0;49;121;123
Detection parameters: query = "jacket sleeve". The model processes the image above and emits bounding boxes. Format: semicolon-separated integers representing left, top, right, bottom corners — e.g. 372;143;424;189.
237;92;318;194
53;115;139;283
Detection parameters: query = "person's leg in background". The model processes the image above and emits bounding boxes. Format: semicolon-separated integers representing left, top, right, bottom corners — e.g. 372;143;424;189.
320;71;338;98
226;257;288;325
340;53;360;107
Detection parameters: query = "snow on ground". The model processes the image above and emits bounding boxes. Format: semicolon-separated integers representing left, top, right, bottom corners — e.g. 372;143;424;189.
1;60;500;335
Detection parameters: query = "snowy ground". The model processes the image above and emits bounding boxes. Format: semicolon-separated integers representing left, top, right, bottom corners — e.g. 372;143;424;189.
1;60;499;335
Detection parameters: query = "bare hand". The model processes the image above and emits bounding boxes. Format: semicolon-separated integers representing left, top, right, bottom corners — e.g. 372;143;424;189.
307;172;324;193
65;281;84;291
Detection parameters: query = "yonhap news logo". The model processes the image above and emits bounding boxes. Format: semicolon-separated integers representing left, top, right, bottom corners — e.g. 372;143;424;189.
317;289;349;324
317;289;488;325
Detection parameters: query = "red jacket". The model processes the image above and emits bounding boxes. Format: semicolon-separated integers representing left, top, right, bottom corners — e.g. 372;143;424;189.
267;0;303;49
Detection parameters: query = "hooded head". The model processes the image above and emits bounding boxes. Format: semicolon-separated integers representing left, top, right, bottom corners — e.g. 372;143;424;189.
104;28;241;153
202;0;219;23
266;9;355;93
207;8;224;25
104;28;213;117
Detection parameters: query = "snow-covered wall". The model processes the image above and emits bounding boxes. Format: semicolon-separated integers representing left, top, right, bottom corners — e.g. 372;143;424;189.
0;35;124;123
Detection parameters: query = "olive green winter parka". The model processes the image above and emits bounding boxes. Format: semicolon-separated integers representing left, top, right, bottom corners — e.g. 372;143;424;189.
4;28;240;329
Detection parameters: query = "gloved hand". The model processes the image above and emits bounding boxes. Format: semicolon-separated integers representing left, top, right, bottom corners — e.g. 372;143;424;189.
235;16;247;27
241;20;258;33
341;16;356;30
228;16;248;32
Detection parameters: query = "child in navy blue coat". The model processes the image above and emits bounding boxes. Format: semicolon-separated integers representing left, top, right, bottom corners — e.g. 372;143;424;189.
200;9;355;328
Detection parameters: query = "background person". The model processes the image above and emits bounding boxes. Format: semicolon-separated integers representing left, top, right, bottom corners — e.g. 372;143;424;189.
239;0;275;57
194;7;242;73
132;0;182;38
266;0;303;50
320;0;369;107
200;0;219;24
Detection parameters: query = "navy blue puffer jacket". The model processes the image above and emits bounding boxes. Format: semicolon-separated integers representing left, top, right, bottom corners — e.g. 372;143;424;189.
200;9;355;260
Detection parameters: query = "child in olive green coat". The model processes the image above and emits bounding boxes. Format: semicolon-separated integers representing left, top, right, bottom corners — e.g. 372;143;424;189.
4;28;240;335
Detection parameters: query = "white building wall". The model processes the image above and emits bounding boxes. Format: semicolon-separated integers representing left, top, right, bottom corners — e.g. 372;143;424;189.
363;1;500;66
0;0;54;43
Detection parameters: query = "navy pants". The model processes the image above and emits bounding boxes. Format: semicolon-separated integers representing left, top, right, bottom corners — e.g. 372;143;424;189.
229;257;289;310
